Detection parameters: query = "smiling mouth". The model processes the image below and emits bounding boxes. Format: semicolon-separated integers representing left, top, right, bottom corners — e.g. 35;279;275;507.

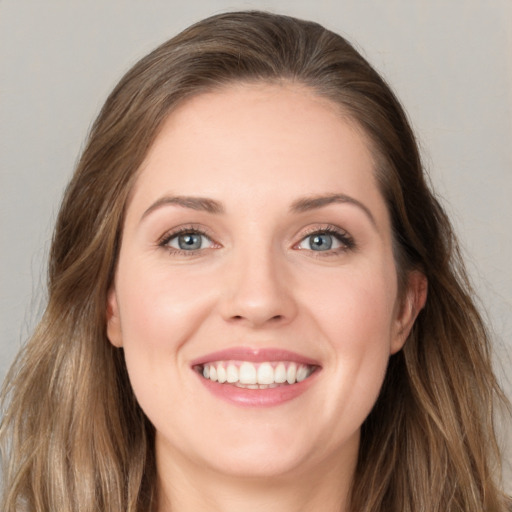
194;361;318;389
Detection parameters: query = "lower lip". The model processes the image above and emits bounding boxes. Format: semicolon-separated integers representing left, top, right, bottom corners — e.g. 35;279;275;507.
195;371;319;407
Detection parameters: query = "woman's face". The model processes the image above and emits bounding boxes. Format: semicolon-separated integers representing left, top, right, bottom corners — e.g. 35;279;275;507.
107;83;424;482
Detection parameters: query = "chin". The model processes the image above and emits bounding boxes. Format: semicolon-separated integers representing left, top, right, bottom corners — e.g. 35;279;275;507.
199;422;349;480
203;446;313;480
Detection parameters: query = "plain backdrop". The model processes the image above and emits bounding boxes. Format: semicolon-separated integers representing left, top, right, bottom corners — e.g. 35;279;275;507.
1;0;511;489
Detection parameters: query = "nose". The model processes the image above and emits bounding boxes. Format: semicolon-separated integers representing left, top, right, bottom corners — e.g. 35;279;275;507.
218;246;298;328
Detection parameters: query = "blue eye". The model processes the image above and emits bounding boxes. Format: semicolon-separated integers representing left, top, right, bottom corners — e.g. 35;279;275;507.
308;233;334;251
297;229;353;252
165;231;213;251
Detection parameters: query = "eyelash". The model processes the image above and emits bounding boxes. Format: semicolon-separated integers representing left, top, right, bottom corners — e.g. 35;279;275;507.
158;225;216;256
157;224;355;256
295;225;356;255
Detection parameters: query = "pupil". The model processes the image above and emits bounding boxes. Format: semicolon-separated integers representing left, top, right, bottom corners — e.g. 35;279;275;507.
311;234;332;251
179;233;201;250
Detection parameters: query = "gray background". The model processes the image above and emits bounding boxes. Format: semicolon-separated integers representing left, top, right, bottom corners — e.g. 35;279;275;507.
1;0;511;488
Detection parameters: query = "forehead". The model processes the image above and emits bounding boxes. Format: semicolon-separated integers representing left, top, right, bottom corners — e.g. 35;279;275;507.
127;82;386;223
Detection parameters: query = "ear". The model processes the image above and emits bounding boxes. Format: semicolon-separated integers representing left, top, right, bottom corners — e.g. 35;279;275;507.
106;287;123;347
390;270;427;354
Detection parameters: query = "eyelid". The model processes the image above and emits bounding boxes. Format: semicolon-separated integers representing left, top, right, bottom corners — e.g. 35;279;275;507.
156;223;354;256
293;224;355;252
158;224;219;252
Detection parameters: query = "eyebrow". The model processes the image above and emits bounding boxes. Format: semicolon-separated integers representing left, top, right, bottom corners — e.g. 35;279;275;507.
290;193;376;227
141;195;225;220
141;192;376;227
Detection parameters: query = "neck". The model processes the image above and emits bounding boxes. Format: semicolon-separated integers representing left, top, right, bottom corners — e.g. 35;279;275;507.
154;439;357;512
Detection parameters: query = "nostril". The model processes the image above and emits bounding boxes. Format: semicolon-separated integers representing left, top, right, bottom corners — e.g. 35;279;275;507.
229;313;285;325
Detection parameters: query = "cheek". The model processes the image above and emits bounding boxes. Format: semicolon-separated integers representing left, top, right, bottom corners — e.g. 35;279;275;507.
118;258;216;344
324;286;394;380
114;260;217;400
308;263;397;347
304;266;397;422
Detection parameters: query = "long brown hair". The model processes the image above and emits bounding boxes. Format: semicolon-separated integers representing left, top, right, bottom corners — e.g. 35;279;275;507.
1;11;510;511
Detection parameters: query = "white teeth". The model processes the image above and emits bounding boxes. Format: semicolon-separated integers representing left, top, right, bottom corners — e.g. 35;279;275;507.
296;365;309;382
257;362;275;385
201;360;315;386
286;363;297;384
217;364;227;383
274;363;287;383
239;362;257;384
226;363;238;383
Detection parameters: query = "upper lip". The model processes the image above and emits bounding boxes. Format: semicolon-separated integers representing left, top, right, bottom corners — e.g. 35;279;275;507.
190;347;321;367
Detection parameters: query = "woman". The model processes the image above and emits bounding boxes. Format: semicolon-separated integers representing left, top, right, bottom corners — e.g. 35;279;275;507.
1;10;510;512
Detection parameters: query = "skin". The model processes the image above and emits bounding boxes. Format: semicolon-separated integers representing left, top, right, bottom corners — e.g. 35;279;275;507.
107;82;426;512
